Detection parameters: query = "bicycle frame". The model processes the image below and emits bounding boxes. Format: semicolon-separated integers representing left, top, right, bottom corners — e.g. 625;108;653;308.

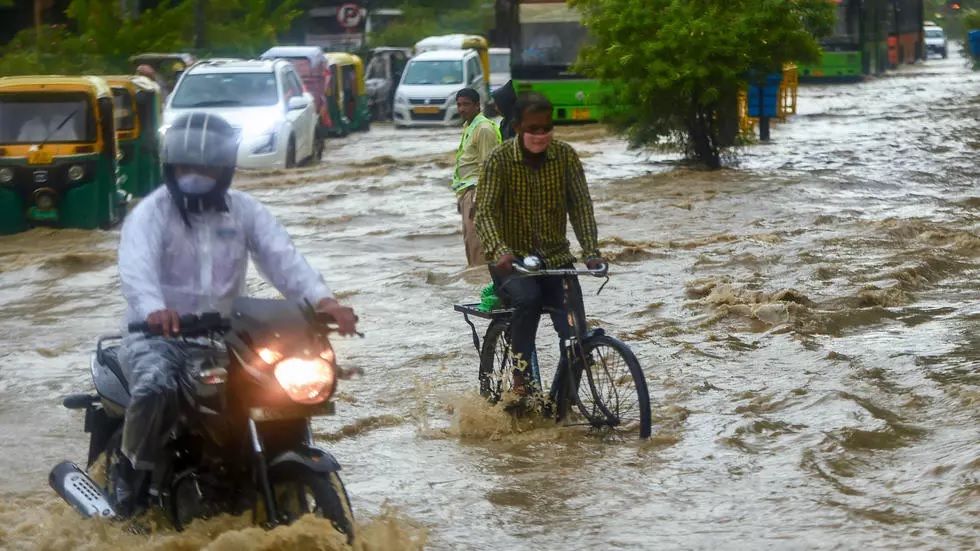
511;261;608;407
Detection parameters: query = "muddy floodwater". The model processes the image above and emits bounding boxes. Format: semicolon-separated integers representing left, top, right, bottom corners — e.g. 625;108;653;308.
0;53;977;550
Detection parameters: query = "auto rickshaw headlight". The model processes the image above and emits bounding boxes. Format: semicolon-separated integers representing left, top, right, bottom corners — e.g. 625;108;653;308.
0;167;13;183
33;188;57;210
67;164;85;182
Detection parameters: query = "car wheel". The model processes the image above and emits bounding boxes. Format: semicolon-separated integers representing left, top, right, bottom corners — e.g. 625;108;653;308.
285;136;296;169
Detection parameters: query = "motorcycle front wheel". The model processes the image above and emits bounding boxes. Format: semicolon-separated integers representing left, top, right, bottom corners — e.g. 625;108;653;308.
267;468;355;544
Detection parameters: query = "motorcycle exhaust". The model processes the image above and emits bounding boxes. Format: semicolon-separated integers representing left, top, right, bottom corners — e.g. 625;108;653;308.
49;461;116;519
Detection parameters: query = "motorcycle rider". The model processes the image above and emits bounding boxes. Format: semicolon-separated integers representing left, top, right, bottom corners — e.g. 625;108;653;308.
114;112;357;517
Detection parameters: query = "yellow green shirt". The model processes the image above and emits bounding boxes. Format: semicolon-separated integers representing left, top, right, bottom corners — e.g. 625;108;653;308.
475;137;601;267
452;114;501;195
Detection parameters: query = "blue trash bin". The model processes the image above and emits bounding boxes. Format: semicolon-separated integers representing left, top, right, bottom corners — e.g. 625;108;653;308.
968;30;980;60
747;73;782;118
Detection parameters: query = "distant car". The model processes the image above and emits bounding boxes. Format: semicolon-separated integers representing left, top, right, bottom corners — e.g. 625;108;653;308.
162;58;318;169
392;49;488;128
924;25;948;59
489;47;511;93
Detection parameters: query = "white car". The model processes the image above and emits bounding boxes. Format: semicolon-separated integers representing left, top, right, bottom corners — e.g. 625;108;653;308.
392;49;488;128
162;59;318;169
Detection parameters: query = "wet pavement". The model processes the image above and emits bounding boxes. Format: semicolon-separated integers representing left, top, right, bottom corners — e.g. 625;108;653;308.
0;52;977;550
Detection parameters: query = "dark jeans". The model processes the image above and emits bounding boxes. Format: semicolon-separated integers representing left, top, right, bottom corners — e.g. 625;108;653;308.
489;263;586;388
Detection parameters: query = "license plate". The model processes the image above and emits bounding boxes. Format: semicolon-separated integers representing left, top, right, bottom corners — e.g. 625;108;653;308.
571;108;591;120
249;401;335;421
413;106;440;115
28;149;53;165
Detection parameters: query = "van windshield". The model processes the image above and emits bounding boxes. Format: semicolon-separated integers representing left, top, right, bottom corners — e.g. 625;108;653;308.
402;60;463;85
0;92;95;144
925;29;944;39
490;53;510;74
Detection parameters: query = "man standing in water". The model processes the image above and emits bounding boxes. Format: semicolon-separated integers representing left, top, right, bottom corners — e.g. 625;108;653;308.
453;88;501;267
475;92;605;395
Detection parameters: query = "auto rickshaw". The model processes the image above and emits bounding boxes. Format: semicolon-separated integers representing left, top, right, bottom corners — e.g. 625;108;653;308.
324;52;371;134
260;46;329;158
0;76;123;234
413;34;491;98
129;52;197;93
103;75;162;198
363;47;411;121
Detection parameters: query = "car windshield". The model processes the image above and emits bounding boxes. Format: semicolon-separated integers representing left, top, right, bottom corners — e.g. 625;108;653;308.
926;29;944;38
112;88;136;131
402;60;463;85
0;92;95;144
490;53;510;74
170;72;280;108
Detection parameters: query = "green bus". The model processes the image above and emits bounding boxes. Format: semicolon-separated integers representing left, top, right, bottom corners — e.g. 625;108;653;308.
502;0;605;122
797;0;890;82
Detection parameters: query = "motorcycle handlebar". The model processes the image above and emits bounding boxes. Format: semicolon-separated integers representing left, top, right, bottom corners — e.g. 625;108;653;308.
127;311;344;336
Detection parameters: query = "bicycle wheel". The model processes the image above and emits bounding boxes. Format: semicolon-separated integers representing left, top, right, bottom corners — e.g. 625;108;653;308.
478;320;513;403
572;334;652;439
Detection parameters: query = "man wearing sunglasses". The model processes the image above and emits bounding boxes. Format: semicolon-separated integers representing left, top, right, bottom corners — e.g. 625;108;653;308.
474;92;606;396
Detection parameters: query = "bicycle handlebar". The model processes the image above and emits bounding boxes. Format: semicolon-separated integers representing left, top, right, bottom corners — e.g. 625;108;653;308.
512;257;608;278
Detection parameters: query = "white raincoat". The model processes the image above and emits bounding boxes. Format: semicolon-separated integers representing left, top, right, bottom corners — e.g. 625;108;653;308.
119;186;333;324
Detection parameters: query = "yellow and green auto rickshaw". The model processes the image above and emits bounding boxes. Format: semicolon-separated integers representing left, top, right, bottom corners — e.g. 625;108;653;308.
129;52;197;93
0;76;123;234
324;52;371;134
103;75;162;198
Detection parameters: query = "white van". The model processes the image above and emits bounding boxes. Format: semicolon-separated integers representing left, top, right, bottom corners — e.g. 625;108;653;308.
924;25;948;59
489;47;511;92
392;49;487;128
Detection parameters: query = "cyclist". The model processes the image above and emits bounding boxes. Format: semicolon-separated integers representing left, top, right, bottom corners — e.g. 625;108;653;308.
474;92;605;395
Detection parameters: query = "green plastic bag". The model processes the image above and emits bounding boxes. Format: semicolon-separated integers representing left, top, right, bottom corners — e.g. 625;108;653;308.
476;282;500;312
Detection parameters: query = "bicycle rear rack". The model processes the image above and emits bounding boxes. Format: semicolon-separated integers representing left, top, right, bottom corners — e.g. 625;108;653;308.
454;303;512;353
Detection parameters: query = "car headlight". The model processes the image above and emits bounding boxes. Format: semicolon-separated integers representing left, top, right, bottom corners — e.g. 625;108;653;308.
274;356;336;404
252;132;277;155
395;94;407;105
67;164;84;181
0;167;13;183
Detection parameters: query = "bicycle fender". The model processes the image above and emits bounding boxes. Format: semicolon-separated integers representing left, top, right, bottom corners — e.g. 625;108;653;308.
268;447;342;474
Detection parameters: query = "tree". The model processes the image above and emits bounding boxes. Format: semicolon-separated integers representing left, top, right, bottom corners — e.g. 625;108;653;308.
571;0;835;169
366;0;493;47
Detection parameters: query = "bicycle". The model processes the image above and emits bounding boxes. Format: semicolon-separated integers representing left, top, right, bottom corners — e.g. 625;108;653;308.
454;256;652;439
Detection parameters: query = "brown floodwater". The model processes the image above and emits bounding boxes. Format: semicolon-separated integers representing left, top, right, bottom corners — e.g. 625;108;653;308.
0;52;977;550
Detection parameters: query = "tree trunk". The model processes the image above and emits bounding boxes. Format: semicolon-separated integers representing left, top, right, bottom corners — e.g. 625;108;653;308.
194;0;206;49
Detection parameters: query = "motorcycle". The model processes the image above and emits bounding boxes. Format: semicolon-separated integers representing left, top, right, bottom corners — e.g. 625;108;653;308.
49;297;361;542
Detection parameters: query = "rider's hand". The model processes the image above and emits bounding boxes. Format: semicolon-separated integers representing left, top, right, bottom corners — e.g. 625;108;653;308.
317;297;358;336
147;309;180;337
496;252;518;274
586;257;607;272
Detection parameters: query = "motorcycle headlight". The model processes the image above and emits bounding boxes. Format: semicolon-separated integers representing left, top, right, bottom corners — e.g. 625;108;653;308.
274;357;336;404
257;347;283;365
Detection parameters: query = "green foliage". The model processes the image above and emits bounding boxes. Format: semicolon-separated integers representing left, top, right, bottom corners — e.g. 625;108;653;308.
0;0;300;76
570;0;835;169
366;0;493;47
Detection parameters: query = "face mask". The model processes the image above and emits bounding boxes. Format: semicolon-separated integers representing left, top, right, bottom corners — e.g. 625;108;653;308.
177;173;217;195
522;131;553;154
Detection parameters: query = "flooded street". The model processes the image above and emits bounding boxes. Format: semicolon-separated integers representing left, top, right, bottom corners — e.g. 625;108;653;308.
0;52;977;550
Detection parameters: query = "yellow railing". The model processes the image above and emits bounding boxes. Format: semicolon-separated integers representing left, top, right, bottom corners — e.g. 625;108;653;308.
738;63;799;136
